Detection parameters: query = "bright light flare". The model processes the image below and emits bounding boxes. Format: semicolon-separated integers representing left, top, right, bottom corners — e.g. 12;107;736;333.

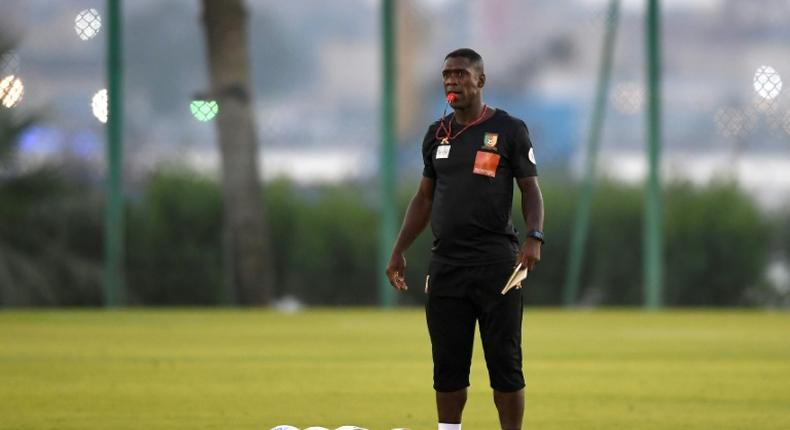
754;65;782;100
75;8;102;41
190;100;219;122
0;75;24;108
92;89;108;123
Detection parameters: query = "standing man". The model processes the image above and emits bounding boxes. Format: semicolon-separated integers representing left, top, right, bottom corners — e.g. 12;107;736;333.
385;48;544;430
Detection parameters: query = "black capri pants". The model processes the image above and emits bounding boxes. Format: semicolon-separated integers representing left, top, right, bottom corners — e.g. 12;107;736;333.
425;260;525;393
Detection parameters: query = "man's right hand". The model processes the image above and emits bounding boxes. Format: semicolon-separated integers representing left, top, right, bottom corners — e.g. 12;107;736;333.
386;252;408;291
384;178;434;293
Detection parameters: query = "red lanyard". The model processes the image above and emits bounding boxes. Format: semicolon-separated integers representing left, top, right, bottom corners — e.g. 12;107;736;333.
435;105;489;144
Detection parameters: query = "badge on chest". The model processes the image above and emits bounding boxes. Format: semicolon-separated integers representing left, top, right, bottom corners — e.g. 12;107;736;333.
436;145;451;159
472;132;501;177
473;151;500;177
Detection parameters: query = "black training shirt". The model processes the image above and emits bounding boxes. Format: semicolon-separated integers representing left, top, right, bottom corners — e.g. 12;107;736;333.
422;108;537;266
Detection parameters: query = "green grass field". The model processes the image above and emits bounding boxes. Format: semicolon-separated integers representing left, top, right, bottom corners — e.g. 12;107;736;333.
1;309;789;430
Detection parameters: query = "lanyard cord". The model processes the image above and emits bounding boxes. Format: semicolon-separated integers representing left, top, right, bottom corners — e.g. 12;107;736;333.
435;104;489;143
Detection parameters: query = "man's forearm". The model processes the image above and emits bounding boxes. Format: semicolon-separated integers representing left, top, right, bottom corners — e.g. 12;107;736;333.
521;181;544;233
392;196;432;254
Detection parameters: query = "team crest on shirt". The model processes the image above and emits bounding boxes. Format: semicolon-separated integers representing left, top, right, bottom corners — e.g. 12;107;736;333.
483;133;498;149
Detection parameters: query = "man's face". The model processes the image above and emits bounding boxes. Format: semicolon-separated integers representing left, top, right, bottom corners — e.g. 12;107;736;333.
442;56;485;108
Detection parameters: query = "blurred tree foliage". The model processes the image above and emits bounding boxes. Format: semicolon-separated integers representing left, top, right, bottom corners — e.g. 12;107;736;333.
663;181;770;306
121;171;773;307
0;109;103;306
125;170;224;305
266;179;379;305
782;214;790;250
514;179;771;306
0;160;778;307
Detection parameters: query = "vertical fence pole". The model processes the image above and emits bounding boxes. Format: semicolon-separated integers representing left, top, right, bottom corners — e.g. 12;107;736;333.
563;0;621;306
644;0;664;309
378;0;397;307
104;0;124;307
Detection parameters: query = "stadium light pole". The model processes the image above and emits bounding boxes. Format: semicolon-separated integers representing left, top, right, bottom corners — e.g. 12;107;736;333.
563;0;621;306
378;0;397;307
644;0;663;309
104;0;124;307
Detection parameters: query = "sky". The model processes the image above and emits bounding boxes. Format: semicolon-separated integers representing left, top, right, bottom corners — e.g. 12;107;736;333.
414;0;725;12
576;0;722;11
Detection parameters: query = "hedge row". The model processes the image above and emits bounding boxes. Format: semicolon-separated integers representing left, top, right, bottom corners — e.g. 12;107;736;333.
0;169;776;307
125;171;774;306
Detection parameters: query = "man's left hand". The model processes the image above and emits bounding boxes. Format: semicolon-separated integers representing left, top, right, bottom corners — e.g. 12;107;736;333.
517;238;541;271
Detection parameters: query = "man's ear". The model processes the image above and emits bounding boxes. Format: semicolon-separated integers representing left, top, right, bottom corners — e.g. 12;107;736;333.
477;73;486;88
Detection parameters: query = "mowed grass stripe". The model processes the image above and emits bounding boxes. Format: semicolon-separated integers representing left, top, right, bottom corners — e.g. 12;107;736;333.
1;309;788;430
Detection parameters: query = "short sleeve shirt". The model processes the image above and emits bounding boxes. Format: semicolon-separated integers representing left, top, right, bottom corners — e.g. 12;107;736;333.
421;108;537;265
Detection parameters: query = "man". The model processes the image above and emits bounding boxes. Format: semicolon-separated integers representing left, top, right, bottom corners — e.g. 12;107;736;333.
385;48;544;430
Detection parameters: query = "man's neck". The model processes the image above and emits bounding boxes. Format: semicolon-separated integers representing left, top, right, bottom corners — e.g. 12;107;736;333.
453;101;485;125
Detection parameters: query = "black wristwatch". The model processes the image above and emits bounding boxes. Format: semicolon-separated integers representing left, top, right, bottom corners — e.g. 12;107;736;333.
526;230;545;244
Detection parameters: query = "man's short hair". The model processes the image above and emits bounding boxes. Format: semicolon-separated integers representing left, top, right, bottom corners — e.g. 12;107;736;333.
444;48;484;73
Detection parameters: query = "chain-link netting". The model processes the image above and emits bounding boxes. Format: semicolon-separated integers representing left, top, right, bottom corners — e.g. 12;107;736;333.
74;8;102;41
0;74;24;108
754;65;783;101
612;82;644;116
190;100;219;122
714;106;757;139
0;50;20;76
2;0;790;308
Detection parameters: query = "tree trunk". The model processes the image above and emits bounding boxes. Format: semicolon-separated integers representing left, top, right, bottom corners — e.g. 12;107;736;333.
201;0;272;305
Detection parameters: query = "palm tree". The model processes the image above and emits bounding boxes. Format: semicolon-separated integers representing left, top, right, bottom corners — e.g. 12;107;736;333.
200;0;273;305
